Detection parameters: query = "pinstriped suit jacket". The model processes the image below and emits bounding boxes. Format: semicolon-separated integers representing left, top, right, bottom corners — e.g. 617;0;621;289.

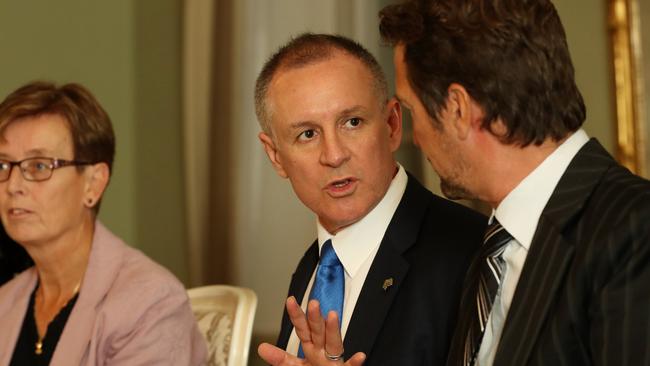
448;139;650;365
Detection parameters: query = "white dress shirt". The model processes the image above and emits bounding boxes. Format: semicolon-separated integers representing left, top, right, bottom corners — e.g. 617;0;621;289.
476;129;589;366
286;165;408;356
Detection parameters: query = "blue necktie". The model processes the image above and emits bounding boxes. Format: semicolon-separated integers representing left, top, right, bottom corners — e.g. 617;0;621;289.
298;239;344;358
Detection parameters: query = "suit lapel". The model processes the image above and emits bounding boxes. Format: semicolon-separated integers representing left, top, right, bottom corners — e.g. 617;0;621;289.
343;175;431;359
493;216;574;366
494;139;616;365
276;241;319;349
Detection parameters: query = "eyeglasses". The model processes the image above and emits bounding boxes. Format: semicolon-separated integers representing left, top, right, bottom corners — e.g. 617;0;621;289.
0;157;93;182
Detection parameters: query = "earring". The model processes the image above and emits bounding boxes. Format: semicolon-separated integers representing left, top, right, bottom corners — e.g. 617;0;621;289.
86;198;94;206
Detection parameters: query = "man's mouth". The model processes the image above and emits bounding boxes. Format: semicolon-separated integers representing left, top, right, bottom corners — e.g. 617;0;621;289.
331;178;352;188
325;177;358;196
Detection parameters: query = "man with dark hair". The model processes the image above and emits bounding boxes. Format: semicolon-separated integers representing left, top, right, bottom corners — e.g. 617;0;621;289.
379;0;650;365
255;33;486;366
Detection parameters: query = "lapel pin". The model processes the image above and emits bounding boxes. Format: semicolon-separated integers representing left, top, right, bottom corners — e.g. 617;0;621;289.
382;278;394;291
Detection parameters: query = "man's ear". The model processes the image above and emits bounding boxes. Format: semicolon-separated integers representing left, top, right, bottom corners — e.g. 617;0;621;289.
444;83;474;140
385;98;403;153
259;132;288;178
84;162;110;207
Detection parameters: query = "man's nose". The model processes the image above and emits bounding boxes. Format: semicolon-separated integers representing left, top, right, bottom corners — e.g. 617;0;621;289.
319;134;350;168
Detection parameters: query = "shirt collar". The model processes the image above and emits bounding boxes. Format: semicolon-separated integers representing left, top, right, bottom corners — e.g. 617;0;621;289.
317;164;408;278
494;129;589;250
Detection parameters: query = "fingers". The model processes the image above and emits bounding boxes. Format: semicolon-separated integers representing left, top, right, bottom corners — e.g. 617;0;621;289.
287;297;312;343
324;311;344;358
345;352;366;366
258;343;305;366
306;300;326;349
281;296;355;366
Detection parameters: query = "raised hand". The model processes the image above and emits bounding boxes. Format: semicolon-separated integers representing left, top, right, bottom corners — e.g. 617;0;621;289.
258;297;366;366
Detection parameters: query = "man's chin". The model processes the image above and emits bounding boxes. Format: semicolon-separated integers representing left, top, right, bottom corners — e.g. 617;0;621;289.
319;214;362;235
440;180;474;201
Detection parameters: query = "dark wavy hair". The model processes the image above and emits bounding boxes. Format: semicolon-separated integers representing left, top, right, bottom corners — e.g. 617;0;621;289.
380;0;586;146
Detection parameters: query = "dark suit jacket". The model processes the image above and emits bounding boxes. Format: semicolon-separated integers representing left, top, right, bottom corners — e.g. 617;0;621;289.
277;173;487;365
447;139;650;365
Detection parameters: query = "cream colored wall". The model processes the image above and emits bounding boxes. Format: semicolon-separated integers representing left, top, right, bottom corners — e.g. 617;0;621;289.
554;0;615;151
0;0;189;283
132;0;189;283
0;0;138;247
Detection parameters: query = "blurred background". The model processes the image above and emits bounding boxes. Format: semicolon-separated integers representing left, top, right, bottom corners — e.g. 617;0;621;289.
0;0;645;364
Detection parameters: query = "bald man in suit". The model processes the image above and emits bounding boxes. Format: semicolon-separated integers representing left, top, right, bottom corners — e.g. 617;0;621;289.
255;33;486;366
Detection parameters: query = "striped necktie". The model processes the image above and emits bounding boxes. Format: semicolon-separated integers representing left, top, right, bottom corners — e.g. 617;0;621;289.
460;220;512;365
298;239;344;358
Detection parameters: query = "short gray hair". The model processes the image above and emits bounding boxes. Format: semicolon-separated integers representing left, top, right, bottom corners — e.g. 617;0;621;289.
254;33;388;135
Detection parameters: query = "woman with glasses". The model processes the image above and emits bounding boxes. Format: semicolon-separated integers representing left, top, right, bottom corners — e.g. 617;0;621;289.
0;82;207;365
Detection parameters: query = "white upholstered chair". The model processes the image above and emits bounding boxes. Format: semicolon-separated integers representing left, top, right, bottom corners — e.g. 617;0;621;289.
187;285;258;366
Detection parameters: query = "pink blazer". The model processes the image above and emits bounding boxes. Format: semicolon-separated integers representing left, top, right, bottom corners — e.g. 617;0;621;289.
0;221;207;365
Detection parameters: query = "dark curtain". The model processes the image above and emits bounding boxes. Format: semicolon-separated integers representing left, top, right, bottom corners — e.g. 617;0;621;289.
0;225;32;286
205;0;234;285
